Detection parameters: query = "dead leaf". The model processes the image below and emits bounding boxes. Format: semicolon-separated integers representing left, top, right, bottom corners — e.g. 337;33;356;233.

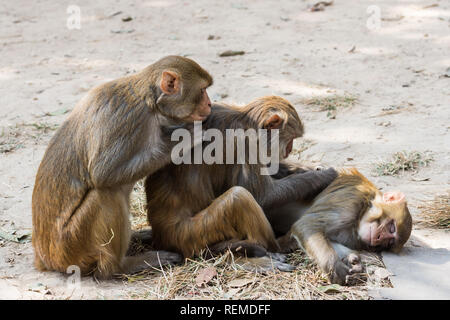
440;67;450;78
310;1;333;12
422;4;438;9
228;278;254;288
318;284;342;293
29;283;51;294
109;11;122;17
195;266;217;287
218;50;245;57
411;177;430;182
0;229;31;243
44;107;71;117
373;267;392;280
223;287;242;299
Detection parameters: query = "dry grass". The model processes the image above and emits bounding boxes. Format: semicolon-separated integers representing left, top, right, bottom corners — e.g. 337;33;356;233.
374;150;433;176
130;180;148;229
417;191;450;229
302;94;357;118
117;247;389;300
127;186;391;300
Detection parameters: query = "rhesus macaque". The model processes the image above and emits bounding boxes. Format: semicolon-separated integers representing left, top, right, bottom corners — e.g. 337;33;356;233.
270;166;412;285
32;56;213;279
144;96;338;271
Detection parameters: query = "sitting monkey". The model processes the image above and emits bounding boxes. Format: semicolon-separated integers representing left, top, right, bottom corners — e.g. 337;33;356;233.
142;96;338;272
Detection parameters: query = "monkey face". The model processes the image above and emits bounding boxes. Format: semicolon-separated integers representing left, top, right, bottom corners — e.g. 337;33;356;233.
155;56;213;122
358;191;412;252
183;86;212;122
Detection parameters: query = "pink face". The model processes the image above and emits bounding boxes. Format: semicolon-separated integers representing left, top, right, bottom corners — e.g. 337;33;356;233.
358;192;406;249
186;88;212;122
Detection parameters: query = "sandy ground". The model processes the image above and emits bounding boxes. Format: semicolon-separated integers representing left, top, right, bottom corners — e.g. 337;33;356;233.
0;0;449;299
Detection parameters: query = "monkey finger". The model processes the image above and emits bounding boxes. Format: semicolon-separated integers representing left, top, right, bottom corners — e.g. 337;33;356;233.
347;253;361;265
349;263;364;274
273;261;296;272
267;252;288;263
331;261;351;285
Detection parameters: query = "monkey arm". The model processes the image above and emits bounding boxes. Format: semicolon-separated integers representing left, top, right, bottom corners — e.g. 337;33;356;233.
271;161;314;179
291;214;362;285
85;106;175;188
91;142;172;188
293;227;340;277
331;242;356;260
259;168;338;210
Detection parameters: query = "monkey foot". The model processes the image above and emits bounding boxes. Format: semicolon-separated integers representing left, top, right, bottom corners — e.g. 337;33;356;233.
267;252;288;263
237;255;296;273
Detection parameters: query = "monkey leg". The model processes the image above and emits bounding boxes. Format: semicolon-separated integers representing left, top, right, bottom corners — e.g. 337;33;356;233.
206;240;295;273
276;232;301;253
91;190;181;278
130;229;153;245
161;186;279;258
50;189;179;279
234;255;295;273
208;239;268;258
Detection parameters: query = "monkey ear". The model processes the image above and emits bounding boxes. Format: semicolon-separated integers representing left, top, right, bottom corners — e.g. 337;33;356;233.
383;191;406;204
160;70;180;95
263;114;283;130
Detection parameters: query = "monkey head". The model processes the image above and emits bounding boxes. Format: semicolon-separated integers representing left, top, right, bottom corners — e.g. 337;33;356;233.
153;56;213;122
358;191;412;253
246;96;304;161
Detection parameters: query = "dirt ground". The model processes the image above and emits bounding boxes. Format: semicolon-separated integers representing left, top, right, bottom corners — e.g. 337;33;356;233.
0;0;449;299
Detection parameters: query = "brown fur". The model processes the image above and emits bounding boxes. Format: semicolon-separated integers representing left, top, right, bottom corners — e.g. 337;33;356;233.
32;56;213;279
145;96;338;261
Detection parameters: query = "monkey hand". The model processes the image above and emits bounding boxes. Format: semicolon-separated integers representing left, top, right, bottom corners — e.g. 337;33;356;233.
330;253;364;285
293;167;338;200
321;167;338;181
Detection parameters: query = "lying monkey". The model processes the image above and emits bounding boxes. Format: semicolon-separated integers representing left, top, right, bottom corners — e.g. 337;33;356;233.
270;166;412;285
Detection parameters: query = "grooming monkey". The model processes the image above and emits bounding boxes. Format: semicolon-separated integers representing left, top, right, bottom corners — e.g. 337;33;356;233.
270;166;412;285
144;96;338;271
32;56;213;279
